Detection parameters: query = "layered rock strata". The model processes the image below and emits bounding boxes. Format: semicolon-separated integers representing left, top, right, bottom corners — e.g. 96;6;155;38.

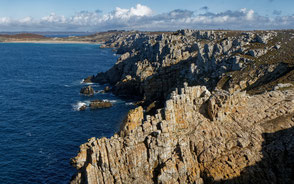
73;30;294;183
71;85;294;183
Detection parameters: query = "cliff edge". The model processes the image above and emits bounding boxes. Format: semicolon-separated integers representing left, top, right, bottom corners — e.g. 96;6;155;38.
71;30;294;183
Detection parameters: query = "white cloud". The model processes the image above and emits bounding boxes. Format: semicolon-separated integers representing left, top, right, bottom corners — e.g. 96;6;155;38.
41;13;66;23
246;9;255;20
0;17;11;24
130;4;153;16
19;17;33;23
0;4;293;32
105;4;152;20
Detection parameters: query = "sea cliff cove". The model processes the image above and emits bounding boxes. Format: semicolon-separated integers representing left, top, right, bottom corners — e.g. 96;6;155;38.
1;1;294;184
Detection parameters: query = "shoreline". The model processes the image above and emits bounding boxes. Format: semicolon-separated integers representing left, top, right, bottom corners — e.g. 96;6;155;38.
1;40;103;44
70;30;294;183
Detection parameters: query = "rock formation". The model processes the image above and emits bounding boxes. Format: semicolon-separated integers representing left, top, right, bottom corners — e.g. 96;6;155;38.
71;85;294;183
89;30;288;102
71;29;294;183
80;86;94;96
89;100;113;110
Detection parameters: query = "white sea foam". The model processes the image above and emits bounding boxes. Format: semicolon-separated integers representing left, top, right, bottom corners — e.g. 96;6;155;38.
84;82;95;85
84;100;91;105
125;102;135;106
95;90;104;94
81;79;96;85
72;101;87;111
102;99;118;103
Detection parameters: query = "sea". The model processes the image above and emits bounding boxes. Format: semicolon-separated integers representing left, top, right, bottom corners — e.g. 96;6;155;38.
0;43;133;183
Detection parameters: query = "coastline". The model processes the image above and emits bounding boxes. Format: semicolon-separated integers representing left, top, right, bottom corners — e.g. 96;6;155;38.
1;40;103;44
70;30;294;183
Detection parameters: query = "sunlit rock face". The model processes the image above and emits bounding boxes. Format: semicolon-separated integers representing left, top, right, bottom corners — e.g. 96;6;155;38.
73;29;294;184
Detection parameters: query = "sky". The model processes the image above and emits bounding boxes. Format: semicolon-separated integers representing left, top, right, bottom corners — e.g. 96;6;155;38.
0;0;294;32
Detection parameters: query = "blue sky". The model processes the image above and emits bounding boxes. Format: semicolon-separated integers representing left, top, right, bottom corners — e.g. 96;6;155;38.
0;0;294;31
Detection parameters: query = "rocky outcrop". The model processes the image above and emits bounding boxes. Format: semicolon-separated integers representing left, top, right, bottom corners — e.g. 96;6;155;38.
83;76;95;83
89;100;112;110
71;85;294;183
91;30;281;103
71;30;294;183
80;86;94;96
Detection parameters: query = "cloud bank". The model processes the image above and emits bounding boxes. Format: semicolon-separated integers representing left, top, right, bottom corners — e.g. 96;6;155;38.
0;4;294;32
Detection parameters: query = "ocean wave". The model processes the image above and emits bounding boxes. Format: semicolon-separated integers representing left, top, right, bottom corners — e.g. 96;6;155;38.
72;101;88;111
81;79;96;85
125;102;135;106
102;99;117;103
84;82;96;85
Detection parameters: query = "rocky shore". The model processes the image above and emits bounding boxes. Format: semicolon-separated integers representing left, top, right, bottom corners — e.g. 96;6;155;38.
71;29;294;183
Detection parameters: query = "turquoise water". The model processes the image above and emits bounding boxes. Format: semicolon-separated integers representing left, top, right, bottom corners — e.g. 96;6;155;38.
0;43;132;183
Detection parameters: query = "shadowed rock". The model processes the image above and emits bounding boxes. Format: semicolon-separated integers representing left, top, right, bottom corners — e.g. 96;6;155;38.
80;86;94;96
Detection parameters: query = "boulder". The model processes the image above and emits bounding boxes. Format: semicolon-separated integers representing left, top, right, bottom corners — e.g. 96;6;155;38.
79;105;87;111
80;86;94;96
89;100;112;110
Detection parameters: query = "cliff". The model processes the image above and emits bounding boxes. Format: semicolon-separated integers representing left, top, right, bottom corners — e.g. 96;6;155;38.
71;30;294;183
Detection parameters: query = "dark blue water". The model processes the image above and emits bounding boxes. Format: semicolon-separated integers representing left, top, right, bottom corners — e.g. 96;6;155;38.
0;43;133;184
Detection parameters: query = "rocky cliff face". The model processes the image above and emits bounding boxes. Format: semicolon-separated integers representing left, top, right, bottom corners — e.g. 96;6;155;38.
72;30;294;183
91;30;291;103
71;84;294;183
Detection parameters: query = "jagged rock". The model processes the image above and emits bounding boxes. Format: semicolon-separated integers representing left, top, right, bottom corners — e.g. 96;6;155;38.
207;90;247;121
90;30;280;103
119;106;144;137
71;85;294;183
71;30;294;184
255;32;277;44
247;49;268;57
80;86;94;96
89;100;112;110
